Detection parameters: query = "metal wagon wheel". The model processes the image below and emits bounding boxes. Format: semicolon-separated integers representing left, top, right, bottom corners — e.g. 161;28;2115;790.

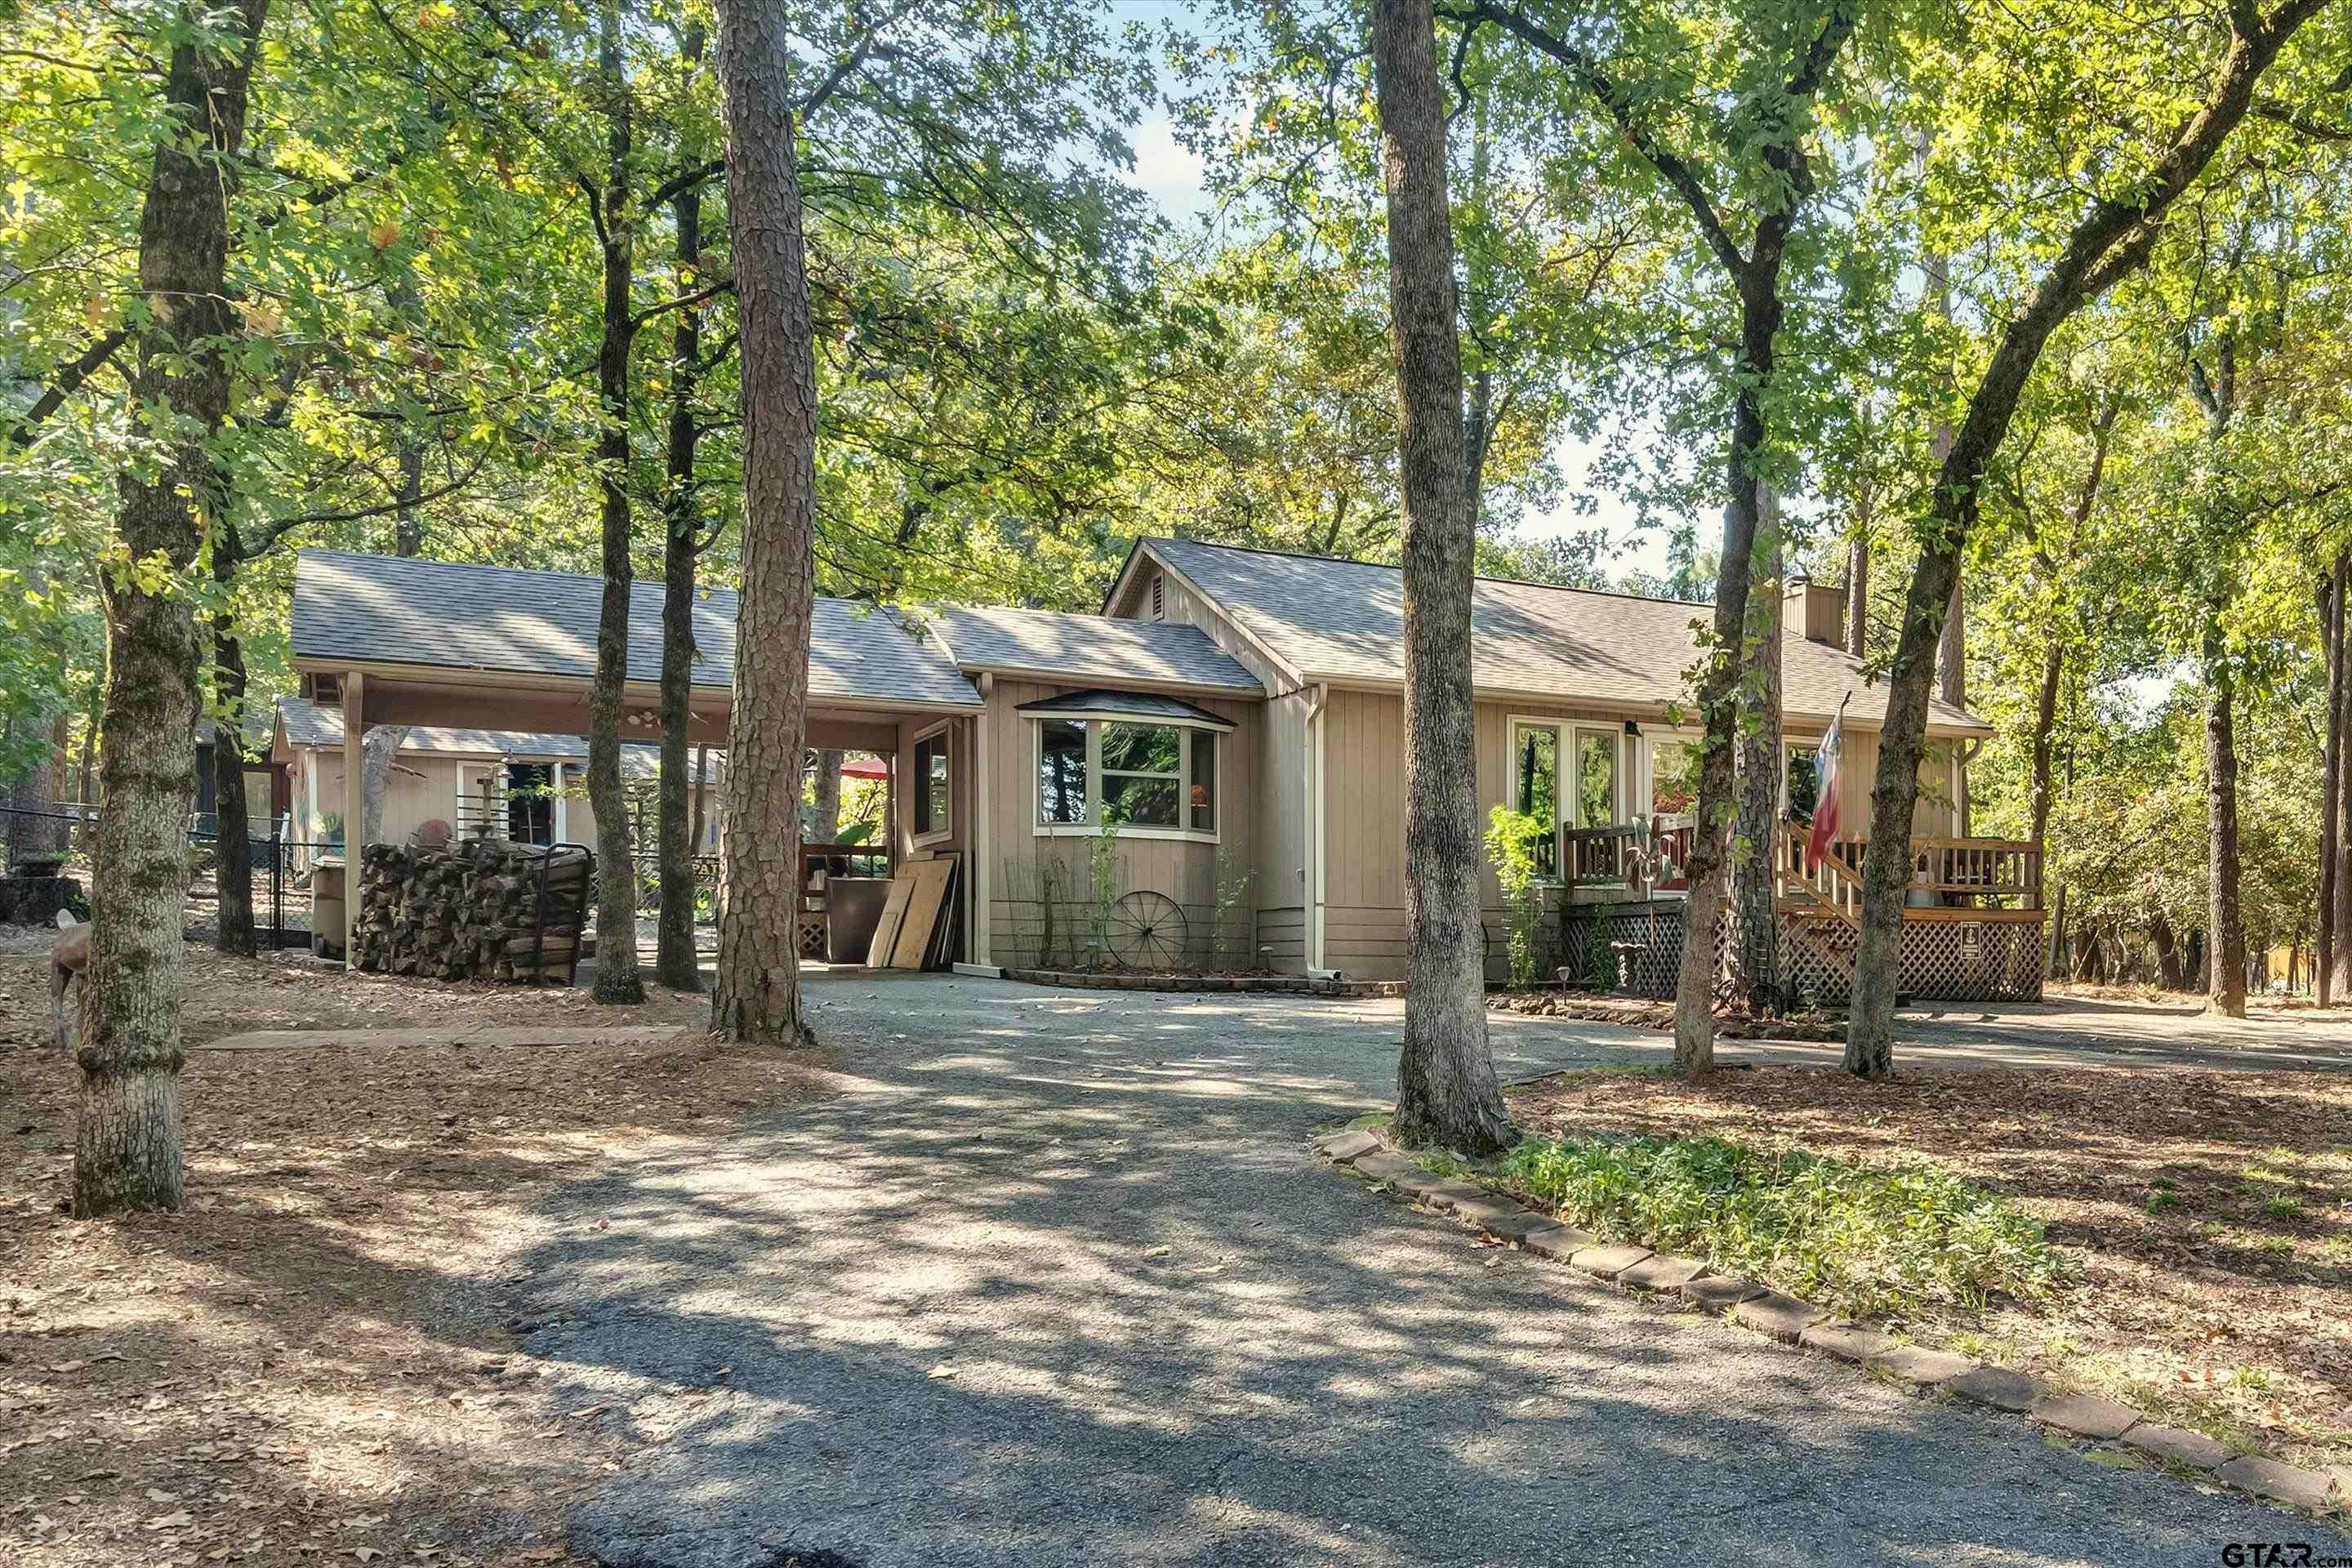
1107;890;1189;971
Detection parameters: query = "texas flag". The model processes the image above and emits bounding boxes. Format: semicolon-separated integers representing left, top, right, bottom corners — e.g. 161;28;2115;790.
1806;694;1850;873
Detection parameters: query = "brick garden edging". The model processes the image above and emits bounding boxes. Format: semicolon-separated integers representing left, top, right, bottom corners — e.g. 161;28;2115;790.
1312;1128;2350;1520
1003;967;1405;998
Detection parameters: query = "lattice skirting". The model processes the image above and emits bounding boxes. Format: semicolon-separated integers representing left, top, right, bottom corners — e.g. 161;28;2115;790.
1558;905;2043;1004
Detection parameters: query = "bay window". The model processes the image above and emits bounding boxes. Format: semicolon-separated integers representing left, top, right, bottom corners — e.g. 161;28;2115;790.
1025;694;1226;841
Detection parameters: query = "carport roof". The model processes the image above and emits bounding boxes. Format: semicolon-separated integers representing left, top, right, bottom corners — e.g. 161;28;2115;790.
274;697;725;781
290;550;982;710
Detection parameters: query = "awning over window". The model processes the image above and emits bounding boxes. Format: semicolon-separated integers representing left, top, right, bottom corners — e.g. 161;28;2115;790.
1014;688;1235;732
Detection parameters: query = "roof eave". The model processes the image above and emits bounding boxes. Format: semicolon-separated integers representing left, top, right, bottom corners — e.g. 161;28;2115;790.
952;660;1263;701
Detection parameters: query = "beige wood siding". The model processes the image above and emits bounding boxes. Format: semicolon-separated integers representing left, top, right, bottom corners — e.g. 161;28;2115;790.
1317;692;1950;980
1107;561;1309;970
982;677;1262;969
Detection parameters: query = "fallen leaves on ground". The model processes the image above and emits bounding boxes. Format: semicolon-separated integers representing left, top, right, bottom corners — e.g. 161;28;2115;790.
1508;1062;2352;1469
2;938;843;1566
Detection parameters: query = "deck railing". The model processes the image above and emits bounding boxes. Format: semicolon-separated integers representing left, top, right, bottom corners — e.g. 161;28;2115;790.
1561;823;1644;886
1562;818;2043;913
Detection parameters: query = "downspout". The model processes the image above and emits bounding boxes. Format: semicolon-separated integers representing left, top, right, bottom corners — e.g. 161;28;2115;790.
1305;682;1327;973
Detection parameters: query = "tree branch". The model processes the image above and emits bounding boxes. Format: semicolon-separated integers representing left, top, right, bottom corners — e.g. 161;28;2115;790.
1452;1;1750;279
6;329;128;448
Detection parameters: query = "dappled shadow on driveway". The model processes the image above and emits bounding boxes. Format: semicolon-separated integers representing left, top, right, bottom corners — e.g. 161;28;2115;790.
507;980;2350;1567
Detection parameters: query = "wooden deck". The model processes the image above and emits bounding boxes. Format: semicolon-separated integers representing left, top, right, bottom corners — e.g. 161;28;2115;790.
1554;822;2047;1004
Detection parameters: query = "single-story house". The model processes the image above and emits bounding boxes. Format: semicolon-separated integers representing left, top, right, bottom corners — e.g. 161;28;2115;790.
287;541;2041;997
269;696;725;857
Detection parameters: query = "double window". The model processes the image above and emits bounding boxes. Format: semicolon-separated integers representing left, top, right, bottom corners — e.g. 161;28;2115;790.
1512;719;1631;878
1034;716;1218;840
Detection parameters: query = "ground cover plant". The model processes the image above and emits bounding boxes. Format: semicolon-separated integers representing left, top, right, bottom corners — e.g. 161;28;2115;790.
1500;1064;2352;1471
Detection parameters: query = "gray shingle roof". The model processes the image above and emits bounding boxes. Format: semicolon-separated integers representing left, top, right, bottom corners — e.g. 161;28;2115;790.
929;604;1263;694
1137;537;1990;734
276;698;718;782
290;550;981;710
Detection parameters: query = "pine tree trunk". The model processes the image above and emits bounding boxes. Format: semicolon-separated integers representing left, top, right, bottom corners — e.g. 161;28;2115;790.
811;751;844;843
1728;487;1782;1013
1374;0;1513;1155
79;0;270;1216
2317;556;2342;1004
710;0;817;1044
359;449;422;842
211;612;256;957
654;65;709;994
586;0;644;1004
2206;619;2247;1017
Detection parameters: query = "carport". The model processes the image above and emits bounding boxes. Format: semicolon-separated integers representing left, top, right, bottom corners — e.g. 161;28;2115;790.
287;549;986;964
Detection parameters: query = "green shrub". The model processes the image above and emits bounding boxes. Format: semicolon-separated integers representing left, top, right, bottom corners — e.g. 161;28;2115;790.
1485;805;1544;987
1499;1133;2067;1321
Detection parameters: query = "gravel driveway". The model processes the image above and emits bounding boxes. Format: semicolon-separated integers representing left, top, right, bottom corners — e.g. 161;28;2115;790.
518;975;2350;1567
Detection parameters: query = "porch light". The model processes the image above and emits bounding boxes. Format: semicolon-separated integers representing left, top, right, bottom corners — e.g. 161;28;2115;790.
1623;719;1642;737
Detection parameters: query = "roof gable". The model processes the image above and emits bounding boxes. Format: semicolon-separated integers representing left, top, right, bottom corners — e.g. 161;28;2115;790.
1134;537;1990;734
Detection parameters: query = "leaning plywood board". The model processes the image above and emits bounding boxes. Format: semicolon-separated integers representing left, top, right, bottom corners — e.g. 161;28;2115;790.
866;875;915;968
890;853;958;969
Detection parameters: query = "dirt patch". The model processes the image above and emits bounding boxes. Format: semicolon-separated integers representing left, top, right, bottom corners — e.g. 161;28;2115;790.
1507;1064;2352;1470
2;941;843;1566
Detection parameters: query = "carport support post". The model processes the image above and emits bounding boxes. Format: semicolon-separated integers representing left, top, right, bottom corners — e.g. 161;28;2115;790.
974;675;992;964
341;670;364;969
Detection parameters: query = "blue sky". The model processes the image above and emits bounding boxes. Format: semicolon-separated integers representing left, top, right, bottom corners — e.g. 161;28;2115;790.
1108;5;1676;581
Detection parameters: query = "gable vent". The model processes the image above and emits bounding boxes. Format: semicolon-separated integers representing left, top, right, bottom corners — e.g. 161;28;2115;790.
1150;573;1165;621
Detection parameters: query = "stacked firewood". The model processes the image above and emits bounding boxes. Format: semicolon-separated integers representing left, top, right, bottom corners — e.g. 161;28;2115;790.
350;839;590;982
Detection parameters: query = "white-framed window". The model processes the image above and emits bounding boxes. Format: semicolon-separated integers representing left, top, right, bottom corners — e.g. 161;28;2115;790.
1568;727;1622;829
1643;731;1700;822
911;721;952;845
1508;719;1561;880
1031;714;1221;842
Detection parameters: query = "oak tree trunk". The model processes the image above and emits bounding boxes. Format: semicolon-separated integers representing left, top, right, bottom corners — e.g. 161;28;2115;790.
2029;636;2063;974
710;0;818;1043
2206;624;2247;1016
2333;576;2352;999
1673;281;1780;1073
1728;486;1783;1013
1374;0;1513;1154
79;0;271;1216
1844;518;1868;661
690;743;711;859
211;608;256;957
1844;0;2316;1072
586;0;645;1004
